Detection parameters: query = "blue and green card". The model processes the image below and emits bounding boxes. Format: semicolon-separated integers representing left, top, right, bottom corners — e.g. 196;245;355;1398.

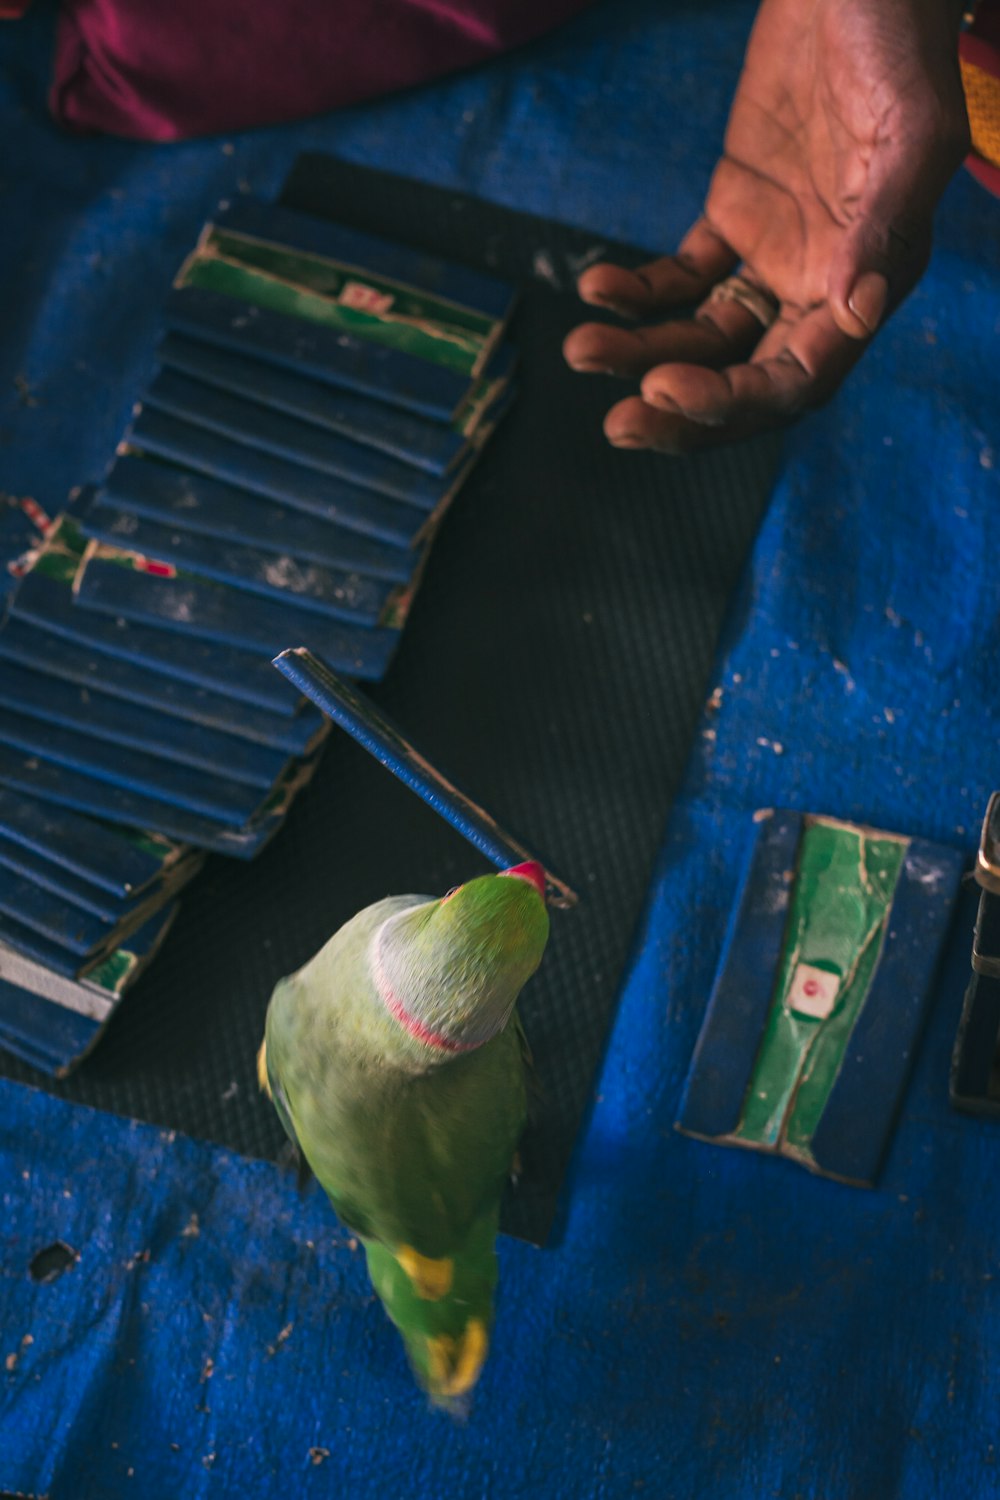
677;810;964;1185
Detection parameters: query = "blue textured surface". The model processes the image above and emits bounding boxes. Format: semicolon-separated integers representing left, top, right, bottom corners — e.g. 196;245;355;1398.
2;1;1000;1496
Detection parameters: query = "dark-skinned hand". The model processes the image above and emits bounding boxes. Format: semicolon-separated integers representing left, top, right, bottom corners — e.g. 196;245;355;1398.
563;0;971;452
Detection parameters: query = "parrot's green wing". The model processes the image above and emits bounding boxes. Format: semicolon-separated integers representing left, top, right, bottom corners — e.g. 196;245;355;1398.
259;871;547;1405
267;1011;526;1402
257;1039;315;1194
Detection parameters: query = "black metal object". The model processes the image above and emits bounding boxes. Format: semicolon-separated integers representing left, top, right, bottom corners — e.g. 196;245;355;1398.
951;793;1000;1114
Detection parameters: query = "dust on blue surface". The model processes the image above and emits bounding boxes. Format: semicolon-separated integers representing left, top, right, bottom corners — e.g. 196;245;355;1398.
2;1;1000;1495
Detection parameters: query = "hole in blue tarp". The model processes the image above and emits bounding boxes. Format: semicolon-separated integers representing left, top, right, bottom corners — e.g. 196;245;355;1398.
29;1240;79;1283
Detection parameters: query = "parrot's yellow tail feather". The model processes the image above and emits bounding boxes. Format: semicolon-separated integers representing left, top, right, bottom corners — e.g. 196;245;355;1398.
395;1245;453;1300
426;1318;489;1399
256;1040;271;1098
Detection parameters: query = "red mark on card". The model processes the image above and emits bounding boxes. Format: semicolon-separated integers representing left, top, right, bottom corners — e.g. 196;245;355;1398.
339;281;394;315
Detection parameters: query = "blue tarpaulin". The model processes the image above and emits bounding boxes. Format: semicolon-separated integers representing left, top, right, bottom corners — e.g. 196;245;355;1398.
2;1;999;1495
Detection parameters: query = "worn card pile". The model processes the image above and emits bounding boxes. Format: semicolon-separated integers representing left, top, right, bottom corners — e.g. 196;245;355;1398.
0;201;517;1072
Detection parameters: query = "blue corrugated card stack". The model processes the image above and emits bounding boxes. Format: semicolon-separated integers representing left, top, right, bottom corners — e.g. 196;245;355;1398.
0;199;517;1073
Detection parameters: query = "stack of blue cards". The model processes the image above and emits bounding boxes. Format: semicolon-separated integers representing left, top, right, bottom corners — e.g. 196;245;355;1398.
0;789;198;1074
74;195;517;683
0;199;518;1073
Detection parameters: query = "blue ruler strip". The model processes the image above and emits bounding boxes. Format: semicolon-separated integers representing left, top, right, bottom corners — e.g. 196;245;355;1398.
0;707;270;826
80;501;396;626
99;454;417;582
157;334;468;475
10;571;304;715
273;647;578;909
0;786;174;896
165;286;473;422
0;614;324;754
213;196;516;324
127;407;429;545
143;369;448;510
0;658;290;790
75;557;401;681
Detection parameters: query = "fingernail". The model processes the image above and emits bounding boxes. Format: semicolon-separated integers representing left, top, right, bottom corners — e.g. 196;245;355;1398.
608;432;644;448
566;357;616;374
847;272;888;334
643;388;726;426
579;292;628;314
641;388;681;413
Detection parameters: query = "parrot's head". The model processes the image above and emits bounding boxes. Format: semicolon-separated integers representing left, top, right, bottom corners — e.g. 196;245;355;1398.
372;862;550;1056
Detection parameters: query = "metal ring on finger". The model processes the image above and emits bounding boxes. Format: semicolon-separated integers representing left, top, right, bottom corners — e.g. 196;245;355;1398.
706;274;779;330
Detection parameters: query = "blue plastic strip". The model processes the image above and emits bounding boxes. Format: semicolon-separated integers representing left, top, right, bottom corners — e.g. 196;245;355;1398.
76;558;400;681
127;407;429;546
157;333;468;475
0;707;269;826
0;786;169;896
98;454;417;582
165;285;473;421
273;647;578;907
213;195;516;323
10;571;304;715
80;501;396;625
0;614;324;754
143;369;448;509
0;658;290;791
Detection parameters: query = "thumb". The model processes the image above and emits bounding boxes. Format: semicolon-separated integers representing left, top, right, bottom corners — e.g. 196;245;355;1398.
827;99;967;340
826;164;935;341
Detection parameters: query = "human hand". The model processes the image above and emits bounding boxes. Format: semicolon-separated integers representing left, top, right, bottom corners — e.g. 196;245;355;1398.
564;0;970;452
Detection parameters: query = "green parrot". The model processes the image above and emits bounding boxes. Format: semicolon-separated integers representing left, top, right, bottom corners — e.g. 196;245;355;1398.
257;860;550;1404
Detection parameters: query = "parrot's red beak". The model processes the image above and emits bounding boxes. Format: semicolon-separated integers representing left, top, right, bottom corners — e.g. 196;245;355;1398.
502;861;547;900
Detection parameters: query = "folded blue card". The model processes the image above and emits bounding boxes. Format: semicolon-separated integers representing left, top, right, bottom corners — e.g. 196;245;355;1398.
0;613;324;754
157;334;470;474
126;407;430;546
0;706;271;827
79;501;398;625
0;742;315;858
75;549;401;681
165;286;477;423
214;196;516;325
11;570;303;715
0;658;290;790
0;786;182;896
143;369;451;510
98;454;417;582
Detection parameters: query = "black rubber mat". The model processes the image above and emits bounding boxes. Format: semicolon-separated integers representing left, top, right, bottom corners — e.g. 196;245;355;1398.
0;156;780;1245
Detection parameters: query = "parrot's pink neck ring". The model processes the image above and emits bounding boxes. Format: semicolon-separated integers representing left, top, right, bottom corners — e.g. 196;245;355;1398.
372;933;478;1054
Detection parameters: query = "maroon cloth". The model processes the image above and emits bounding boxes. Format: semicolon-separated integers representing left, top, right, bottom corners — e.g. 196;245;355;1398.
49;0;594;141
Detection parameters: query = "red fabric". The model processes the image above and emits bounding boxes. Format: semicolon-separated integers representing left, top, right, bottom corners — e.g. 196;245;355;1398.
49;0;594;141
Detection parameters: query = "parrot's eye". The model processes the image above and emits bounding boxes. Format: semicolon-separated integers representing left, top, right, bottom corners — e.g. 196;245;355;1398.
441;886;460;903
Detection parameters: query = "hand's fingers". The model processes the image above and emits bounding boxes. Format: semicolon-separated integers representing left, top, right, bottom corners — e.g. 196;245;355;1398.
576;218;738;318
603;395;700;454
618;303;866;451
563;289;769;377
